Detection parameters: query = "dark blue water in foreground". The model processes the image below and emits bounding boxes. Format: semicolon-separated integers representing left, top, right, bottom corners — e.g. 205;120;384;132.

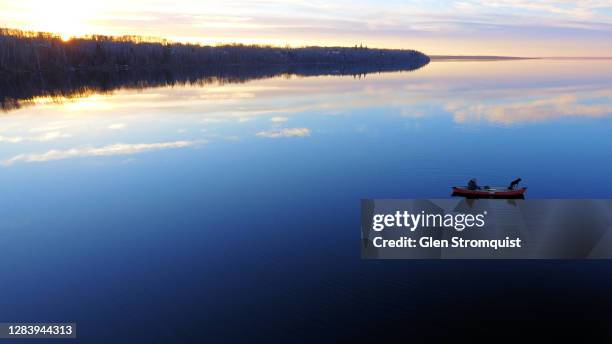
1;59;612;342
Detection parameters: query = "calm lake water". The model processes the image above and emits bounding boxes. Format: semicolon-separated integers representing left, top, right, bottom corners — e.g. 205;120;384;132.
1;59;612;341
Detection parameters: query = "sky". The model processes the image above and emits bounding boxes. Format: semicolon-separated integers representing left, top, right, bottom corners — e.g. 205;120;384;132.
1;0;612;56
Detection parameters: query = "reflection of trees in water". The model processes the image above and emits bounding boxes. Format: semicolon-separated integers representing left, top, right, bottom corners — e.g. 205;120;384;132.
1;28;430;111
0;62;429;112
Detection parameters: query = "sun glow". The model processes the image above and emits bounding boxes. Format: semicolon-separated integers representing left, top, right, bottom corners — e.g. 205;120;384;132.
12;0;98;40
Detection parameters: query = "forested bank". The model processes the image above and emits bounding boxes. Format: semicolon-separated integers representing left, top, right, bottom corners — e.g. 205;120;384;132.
0;28;429;73
0;28;430;111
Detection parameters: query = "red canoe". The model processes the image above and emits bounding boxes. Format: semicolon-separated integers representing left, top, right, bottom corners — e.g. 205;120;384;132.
452;186;527;198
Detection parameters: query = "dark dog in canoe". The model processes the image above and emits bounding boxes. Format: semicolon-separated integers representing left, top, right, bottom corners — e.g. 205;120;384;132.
508;178;522;190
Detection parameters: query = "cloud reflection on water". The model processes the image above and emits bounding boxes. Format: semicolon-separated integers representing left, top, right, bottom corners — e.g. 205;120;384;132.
1;59;611;166
256;128;311;138
448;92;612;125
3;140;202;166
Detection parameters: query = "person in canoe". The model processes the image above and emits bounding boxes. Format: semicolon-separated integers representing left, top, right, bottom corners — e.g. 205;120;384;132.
467;178;480;190
507;178;522;190
453;178;526;198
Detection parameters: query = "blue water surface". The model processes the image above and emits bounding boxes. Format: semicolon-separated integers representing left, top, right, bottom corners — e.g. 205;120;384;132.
1;59;612;342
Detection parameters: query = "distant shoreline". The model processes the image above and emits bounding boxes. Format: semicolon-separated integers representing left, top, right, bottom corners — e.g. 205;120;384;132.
431;56;612;61
430;56;539;61
542;56;612;60
0;27;430;76
0;27;433;111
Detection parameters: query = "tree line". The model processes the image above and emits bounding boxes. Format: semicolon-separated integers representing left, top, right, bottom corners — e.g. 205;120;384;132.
0;28;429;73
0;28;430;111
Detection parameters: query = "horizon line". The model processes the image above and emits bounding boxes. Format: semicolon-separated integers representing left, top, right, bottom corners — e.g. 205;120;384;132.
3;27;612;60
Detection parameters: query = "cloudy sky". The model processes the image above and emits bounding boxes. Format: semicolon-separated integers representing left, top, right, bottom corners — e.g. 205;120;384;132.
1;0;612;56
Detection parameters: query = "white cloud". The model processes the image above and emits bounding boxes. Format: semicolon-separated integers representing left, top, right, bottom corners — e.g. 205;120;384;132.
270;116;288;123
447;94;612;124
256;127;310;138
3;140;202;166
29;124;70;133
108;123;126;130
0;135;23;143
0;131;69;143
